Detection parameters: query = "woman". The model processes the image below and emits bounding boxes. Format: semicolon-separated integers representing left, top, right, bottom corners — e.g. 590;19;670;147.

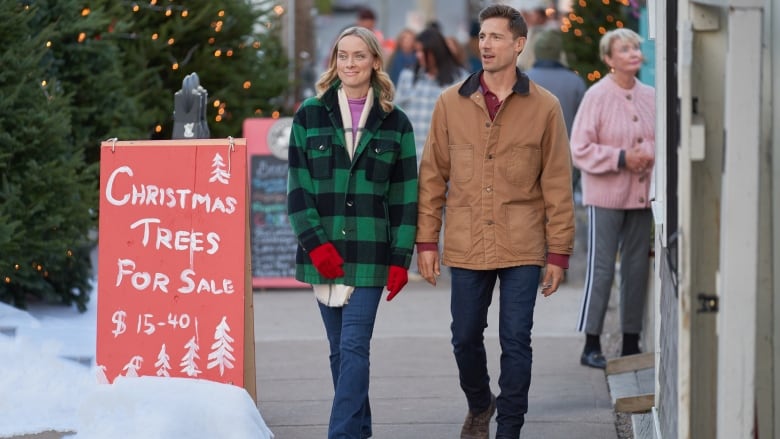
286;27;418;438
386;28;417;85
395;26;469;163
571;28;655;369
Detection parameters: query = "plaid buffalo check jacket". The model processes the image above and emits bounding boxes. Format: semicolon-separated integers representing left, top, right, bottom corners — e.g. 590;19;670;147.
287;82;418;287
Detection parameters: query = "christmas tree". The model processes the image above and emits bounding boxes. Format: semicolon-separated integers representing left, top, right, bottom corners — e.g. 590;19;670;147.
0;1;97;310
111;0;290;139
28;0;145;166
561;0;639;86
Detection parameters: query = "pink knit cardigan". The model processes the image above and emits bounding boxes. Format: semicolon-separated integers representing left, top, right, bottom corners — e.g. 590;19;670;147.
570;76;655;209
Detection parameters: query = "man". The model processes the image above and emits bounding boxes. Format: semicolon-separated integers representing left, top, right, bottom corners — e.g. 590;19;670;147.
416;4;574;439
525;29;587;200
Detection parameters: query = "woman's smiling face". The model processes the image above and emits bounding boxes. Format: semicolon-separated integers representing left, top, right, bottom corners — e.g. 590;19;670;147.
336;35;379;98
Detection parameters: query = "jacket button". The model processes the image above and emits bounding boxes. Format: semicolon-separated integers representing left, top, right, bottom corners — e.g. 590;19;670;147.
487;154;494;159
633;115;639;122
375;147;380;153
639;176;645;182
639;197;645;203
626;95;632;100
637;137;643;143
319;144;326;150
346;200;354;207
485;122;490;128
486;186;492;192
341;229;346;235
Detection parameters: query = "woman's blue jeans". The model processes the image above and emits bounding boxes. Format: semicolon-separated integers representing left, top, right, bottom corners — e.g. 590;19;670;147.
318;287;382;439
450;265;541;438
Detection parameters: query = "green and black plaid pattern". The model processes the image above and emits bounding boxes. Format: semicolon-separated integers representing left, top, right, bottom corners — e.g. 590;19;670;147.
287;84;418;287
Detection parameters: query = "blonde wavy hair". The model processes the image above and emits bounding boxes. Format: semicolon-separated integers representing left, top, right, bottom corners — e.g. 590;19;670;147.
316;26;395;113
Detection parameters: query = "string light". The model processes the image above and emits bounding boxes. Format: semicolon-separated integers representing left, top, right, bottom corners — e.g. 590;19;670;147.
155;124;162;133
214;49;222;57
81;7;90;16
243;81;251;89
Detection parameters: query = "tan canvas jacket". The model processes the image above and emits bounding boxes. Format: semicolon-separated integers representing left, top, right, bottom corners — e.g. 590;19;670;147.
417;69;575;269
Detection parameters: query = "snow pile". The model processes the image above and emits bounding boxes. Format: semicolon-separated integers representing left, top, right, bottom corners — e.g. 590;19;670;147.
0;334;92;436
72;376;273;439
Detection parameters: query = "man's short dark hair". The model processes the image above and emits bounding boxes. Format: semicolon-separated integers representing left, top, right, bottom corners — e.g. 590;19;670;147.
478;4;528;39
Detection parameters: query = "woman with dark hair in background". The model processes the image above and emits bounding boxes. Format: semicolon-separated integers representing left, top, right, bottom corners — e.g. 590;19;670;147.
395;26;469;163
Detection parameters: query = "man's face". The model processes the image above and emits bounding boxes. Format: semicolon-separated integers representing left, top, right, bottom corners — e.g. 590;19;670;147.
478;17;525;74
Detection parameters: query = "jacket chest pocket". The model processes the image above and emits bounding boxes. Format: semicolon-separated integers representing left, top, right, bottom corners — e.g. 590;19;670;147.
504;144;541;187
365;142;399;182
307;136;334;179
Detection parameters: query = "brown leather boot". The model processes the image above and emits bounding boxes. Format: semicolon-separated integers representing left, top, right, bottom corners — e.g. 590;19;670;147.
460;393;496;439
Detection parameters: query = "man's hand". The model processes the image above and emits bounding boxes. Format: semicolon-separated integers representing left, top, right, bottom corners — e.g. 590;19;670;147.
417;250;440;286
540;264;564;297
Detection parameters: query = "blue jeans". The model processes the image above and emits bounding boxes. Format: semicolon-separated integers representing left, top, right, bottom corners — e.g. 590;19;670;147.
450;266;541;438
318;287;382;439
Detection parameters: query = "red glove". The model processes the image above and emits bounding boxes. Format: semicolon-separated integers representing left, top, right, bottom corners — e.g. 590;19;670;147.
386;265;408;301
309;243;344;279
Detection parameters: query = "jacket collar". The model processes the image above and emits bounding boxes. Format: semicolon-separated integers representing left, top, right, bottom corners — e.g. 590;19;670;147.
458;68;530;97
320;80;390;155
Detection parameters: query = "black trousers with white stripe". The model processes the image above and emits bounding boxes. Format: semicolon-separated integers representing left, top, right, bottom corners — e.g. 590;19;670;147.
576;206;652;335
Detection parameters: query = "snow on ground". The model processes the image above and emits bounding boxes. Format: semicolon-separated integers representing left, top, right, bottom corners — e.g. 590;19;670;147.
0;296;273;439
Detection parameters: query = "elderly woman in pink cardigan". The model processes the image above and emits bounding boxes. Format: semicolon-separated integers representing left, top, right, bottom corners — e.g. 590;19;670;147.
570;28;655;369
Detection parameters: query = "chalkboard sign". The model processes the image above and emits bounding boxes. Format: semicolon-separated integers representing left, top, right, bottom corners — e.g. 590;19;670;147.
96;138;250;388
244;118;306;288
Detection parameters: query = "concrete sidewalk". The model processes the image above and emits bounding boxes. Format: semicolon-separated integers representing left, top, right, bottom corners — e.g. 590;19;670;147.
253;273;617;439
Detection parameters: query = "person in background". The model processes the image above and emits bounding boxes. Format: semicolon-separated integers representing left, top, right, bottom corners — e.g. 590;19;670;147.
395;26;469;163
464;20;482;72
571;28;655;369
515;0;552;71
286;26;418;438
524;29;585;137
386;28;417;85
416;5;575;438
525;29;587;198
355;6;384;44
